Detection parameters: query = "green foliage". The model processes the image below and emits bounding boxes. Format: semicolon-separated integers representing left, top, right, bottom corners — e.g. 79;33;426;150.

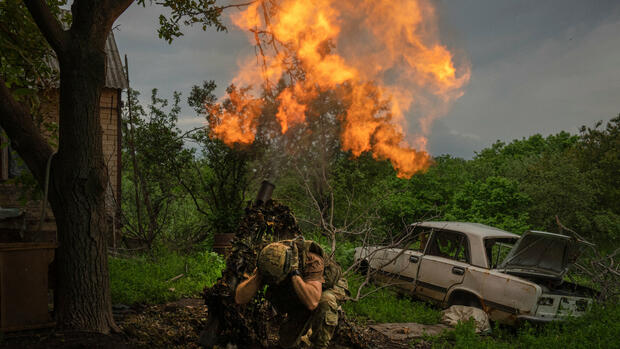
445;176;531;234
308;232;358;268
376;156;469;232
109;249;225;304
184;82;257;235
136;0;226;43
121;83;257;248
572;116;620;245
0;1;67;92
122;88;194;246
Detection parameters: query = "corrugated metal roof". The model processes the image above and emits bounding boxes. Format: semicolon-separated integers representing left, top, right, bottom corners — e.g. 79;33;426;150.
48;31;128;90
104;31;128;89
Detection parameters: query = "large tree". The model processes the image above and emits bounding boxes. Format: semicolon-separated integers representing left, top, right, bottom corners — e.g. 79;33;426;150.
0;0;224;333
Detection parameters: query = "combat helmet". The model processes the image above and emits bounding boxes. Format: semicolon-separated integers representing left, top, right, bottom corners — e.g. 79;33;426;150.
257;242;292;285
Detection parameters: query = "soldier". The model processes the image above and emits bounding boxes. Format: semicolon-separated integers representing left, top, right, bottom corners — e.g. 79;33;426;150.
235;240;348;348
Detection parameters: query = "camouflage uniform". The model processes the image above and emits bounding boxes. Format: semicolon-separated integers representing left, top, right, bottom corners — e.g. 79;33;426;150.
266;252;348;348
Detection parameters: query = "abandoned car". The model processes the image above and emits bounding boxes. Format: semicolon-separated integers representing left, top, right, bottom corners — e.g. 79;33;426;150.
354;221;595;324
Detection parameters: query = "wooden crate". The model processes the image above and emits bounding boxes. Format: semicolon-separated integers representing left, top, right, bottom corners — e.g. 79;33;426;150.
0;242;56;332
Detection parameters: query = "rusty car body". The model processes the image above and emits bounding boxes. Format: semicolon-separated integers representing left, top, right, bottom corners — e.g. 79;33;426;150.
354;221;595;324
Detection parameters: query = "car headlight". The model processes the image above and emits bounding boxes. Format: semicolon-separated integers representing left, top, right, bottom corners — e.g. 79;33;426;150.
576;299;588;312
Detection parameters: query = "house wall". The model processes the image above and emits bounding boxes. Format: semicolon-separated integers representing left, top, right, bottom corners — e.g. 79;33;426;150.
100;88;121;218
0;88;121;242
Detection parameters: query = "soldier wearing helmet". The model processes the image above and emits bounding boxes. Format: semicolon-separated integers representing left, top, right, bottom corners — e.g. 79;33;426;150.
235;240;344;348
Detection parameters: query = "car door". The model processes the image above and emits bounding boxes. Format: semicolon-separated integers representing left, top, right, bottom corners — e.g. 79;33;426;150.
415;230;469;302
390;231;429;292
388;249;423;292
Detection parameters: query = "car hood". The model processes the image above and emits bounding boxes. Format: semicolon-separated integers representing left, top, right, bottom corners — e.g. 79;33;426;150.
498;231;589;279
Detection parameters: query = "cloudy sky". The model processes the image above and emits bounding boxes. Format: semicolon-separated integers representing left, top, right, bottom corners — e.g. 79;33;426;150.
114;0;620;158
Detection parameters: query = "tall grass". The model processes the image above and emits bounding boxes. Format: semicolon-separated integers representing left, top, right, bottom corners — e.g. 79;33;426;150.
343;274;442;324
109;249;225;304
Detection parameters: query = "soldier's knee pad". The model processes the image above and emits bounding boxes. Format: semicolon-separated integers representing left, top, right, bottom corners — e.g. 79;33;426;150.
318;291;338;311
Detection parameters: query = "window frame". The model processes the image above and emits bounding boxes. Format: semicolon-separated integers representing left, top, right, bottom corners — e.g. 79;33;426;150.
425;229;471;264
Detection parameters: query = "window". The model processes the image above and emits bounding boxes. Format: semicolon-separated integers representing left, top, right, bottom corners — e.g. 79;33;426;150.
403;226;431;252
0;130;25;181
484;238;517;268
426;230;470;263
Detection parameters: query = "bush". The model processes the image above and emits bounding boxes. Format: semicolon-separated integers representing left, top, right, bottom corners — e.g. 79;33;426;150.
308;233;358;269
109;249;225;304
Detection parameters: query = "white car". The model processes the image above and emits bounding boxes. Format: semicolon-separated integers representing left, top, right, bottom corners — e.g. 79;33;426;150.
354;221;595;324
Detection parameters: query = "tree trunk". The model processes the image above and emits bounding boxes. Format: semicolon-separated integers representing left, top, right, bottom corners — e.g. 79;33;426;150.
47;35;117;332
0;0;135;334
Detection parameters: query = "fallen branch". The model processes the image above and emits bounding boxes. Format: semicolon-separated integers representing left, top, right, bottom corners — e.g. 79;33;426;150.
166;274;185;283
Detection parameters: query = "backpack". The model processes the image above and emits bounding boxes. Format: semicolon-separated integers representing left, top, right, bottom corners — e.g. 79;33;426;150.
296;240;344;291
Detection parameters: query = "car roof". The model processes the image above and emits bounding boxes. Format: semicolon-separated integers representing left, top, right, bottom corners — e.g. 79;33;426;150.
411;221;520;239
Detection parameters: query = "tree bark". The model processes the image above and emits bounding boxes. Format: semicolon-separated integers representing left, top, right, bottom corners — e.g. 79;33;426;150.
47;32;117;332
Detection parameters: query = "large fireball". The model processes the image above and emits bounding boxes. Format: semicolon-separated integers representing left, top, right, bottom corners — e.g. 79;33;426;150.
210;0;470;178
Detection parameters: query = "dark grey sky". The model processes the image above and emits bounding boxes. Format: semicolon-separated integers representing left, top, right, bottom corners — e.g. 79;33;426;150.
114;0;620;158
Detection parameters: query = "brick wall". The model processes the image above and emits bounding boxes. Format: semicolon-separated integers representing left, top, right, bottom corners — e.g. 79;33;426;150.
0;88;122;241
100;89;121;217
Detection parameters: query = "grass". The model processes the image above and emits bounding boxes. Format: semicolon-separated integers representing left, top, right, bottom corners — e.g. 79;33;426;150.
108;236;442;325
109;249;225;304
343;274;442;324
422;302;620;349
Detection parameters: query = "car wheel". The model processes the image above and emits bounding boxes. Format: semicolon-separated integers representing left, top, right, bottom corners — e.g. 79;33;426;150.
449;292;483;309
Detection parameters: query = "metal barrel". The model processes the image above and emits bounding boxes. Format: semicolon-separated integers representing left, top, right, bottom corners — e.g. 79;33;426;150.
255;180;275;206
213;233;236;256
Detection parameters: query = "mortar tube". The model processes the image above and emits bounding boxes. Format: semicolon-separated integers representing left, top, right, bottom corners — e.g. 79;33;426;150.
255;180;275;206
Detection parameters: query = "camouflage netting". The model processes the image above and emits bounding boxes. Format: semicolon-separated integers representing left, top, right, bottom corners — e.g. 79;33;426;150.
200;200;374;348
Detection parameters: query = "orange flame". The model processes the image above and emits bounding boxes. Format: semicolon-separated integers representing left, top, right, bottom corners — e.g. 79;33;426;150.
276;85;309;133
208;87;263;145
211;0;470;178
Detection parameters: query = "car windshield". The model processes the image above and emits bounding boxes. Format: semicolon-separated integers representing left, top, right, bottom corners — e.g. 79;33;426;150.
485;238;518;268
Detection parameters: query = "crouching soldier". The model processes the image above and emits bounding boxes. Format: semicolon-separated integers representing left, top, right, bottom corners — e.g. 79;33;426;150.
235;239;349;348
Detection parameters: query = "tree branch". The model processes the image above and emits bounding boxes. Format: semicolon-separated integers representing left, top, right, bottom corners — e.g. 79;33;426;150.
217;1;257;11
23;0;68;54
68;0;134;48
0;76;54;184
101;0;135;28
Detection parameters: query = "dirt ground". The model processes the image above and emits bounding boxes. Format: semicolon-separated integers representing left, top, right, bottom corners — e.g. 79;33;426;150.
0;299;429;349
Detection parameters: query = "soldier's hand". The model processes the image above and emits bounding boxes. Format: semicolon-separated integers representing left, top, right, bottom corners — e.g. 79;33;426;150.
252;267;262;283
